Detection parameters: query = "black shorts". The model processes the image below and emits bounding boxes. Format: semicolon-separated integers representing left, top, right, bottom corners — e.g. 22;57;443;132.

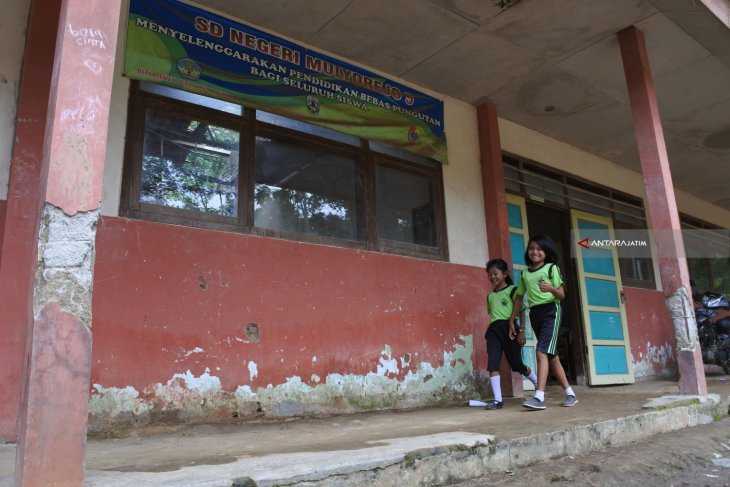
530;302;562;356
485;319;529;374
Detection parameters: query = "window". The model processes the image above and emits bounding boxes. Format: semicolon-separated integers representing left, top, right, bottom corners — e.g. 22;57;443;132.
121;82;448;260
140;110;240;217
682;216;730;295
614;222;655;289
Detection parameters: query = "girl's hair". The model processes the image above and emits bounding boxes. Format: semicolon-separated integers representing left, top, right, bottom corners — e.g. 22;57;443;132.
486;258;514;286
524;234;560;265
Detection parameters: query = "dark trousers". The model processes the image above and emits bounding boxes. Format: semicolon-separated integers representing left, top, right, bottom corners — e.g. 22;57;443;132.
486;319;530;374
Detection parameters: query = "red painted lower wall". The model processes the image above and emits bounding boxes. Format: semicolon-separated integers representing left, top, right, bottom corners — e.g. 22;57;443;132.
624;286;677;379
90;217;489;430
0;197;22;441
0;199;5;260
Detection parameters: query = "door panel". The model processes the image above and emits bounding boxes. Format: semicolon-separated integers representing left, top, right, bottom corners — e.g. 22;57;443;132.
506;194;536;390
571;210;635;385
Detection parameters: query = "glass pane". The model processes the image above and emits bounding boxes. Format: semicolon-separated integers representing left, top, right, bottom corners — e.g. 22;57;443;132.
504;165;520;192
710;257;730;294
568;188;611;216
507;203;523;229
581;247;616;276
257;110;359;145
594;345;628;375
614;213;644;226
141;110;239;217
613;201;645;225
524;173;564;204
140;82;242;115
376;165;437;247
589;311;624;340
369;141;438;167
254;136;361;240
585;278;619;308
688;258;711;294
510;233;525;266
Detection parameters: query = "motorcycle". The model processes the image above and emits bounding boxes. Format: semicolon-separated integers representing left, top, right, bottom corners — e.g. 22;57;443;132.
694;291;730;374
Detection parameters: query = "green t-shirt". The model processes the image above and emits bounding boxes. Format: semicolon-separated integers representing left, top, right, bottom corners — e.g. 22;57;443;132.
487;284;525;323
516;263;564;306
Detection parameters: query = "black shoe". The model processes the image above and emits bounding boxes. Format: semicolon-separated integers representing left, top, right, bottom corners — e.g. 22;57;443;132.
485;400;503;410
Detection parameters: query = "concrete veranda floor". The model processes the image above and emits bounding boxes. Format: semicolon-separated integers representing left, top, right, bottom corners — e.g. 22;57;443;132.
1;371;729;486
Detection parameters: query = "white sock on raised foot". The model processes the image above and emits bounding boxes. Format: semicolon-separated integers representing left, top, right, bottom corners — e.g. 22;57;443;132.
490;376;502;403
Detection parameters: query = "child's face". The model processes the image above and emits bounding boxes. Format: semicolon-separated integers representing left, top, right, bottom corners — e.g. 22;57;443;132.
527;241;546;266
487;267;506;287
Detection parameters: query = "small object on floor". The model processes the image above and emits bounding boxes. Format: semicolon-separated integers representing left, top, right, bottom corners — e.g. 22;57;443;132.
562;395;579;407
523;397;546;410
484;400;503;410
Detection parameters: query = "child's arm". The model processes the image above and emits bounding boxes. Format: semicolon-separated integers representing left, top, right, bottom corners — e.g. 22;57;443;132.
508;294;524;339
516;309;526;346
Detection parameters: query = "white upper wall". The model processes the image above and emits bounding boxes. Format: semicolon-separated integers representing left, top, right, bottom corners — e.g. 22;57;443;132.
499;119;730;229
0;0;31;200
441;102;487;267
100;2;130;219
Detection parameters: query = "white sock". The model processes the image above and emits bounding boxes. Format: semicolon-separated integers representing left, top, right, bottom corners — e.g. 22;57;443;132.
489;376;502;403
526;370;538;386
534;390;545;402
564;387;575;397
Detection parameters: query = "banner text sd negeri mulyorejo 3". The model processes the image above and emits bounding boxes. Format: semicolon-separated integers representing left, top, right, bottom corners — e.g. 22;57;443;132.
125;0;447;162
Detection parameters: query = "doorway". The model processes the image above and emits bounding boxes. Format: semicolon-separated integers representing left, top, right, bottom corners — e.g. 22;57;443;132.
525;202;586;384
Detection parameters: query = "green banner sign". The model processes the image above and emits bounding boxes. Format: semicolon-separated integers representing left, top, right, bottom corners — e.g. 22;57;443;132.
125;0;447;162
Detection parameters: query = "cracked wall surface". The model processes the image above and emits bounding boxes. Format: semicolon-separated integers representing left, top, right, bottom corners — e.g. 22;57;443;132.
34;204;99;327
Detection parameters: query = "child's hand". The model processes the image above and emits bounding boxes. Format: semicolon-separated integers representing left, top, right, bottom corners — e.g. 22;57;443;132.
538;280;553;293
508;321;517;340
516;331;526;346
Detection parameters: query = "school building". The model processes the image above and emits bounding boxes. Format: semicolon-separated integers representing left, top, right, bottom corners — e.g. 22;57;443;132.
1;0;729;483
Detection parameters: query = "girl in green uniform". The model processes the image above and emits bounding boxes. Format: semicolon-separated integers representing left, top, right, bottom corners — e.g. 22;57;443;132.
484;259;538;410
509;235;577;410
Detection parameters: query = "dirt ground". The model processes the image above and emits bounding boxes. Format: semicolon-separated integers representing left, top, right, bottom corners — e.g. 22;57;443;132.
452;418;730;487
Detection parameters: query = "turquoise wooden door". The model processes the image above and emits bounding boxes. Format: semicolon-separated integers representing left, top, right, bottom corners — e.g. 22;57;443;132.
571;210;635;385
507;194;536;391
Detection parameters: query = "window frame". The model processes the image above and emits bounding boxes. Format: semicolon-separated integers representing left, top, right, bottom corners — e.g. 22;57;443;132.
121;81;449;261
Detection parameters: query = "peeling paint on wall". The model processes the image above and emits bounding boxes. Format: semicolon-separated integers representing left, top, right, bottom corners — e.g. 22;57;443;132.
33;204;99;328
624;287;678;380
376;345;399;376
247;361;258;381
87;336;476;433
632;341;674;379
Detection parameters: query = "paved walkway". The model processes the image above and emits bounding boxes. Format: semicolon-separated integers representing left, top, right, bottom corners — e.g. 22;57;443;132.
1;374;729;486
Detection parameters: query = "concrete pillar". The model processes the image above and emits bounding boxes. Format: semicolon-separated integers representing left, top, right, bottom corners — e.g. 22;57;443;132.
13;0;122;484
0;0;63;442
477;103;524;398
618;26;707;395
